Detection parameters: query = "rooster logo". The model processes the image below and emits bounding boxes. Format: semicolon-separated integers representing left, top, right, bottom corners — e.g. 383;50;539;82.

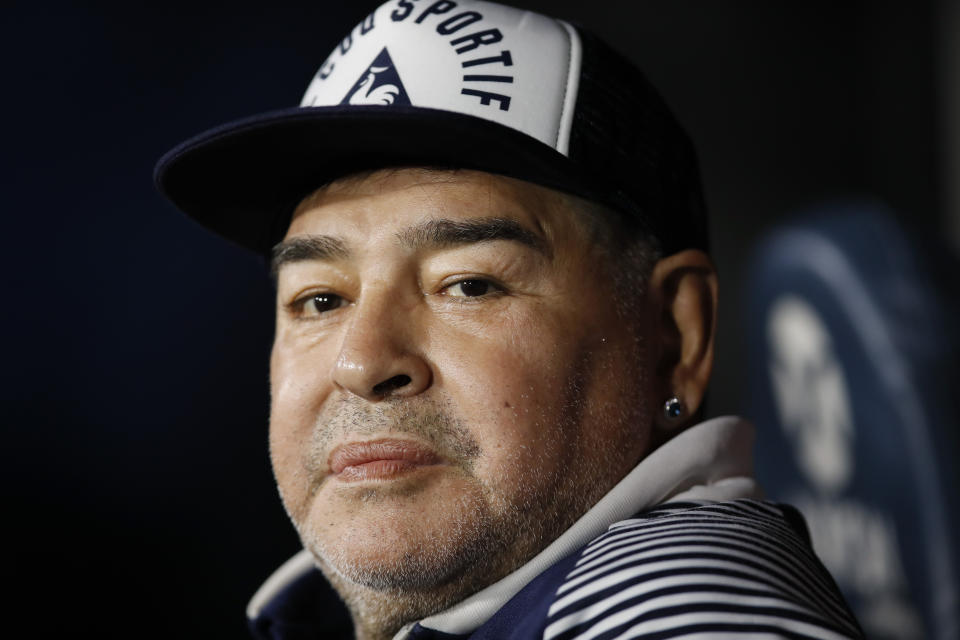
342;48;411;106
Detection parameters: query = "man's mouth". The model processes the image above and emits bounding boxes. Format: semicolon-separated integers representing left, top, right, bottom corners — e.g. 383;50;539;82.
328;439;444;482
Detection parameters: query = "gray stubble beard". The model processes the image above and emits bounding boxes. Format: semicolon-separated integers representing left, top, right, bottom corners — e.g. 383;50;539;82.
275;347;649;636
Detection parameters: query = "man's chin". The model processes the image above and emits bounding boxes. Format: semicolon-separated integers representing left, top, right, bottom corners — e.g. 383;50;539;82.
296;480;507;594
306;517;492;593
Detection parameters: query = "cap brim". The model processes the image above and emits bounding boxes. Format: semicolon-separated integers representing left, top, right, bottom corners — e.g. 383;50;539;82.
155;105;609;255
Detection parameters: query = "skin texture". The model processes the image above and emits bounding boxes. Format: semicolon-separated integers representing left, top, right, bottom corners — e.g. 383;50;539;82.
268;168;718;640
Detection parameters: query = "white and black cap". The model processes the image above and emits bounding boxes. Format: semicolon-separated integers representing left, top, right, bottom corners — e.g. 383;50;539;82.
155;0;707;255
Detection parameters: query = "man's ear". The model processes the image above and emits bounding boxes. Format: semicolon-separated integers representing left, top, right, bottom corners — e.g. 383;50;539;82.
647;249;718;433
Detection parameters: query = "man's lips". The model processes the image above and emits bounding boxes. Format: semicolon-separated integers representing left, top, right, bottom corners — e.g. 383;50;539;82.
328;439;444;482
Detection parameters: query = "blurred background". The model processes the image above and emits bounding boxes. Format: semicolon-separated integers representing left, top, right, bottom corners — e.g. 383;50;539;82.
4;0;958;637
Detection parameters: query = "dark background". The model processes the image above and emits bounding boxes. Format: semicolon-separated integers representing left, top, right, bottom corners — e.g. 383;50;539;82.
4;1;946;636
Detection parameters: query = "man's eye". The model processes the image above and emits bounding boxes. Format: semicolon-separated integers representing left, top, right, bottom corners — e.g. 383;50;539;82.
444;279;495;298
295;293;346;316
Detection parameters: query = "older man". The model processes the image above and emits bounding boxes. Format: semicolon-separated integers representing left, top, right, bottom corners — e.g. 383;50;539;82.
156;1;863;638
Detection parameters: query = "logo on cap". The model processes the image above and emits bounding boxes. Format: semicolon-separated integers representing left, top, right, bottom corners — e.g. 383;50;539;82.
341;48;411;106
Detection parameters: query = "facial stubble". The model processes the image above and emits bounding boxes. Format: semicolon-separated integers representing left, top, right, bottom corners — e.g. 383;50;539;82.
273;340;649;635
283;396;569;584
299;396;500;593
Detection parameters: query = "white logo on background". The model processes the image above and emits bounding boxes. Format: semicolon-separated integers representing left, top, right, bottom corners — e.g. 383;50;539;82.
768;295;854;493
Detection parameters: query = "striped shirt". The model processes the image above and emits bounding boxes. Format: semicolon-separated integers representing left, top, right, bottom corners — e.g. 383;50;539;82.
540;500;863;640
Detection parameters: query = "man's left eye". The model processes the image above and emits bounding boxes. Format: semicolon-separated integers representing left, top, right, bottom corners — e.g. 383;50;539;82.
444;279;495;298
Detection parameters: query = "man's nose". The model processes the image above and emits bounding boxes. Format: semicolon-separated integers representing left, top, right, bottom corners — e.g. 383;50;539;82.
331;292;432;401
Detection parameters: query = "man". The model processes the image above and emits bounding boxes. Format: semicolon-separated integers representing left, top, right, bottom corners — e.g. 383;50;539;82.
156;1;864;638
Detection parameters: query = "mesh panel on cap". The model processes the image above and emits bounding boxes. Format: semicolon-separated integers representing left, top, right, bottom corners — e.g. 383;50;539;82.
568;28;708;255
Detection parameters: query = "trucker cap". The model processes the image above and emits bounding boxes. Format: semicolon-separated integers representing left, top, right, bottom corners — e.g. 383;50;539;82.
155;0;707;256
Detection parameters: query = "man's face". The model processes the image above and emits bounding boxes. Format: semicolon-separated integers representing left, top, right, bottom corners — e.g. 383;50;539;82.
269;168;655;601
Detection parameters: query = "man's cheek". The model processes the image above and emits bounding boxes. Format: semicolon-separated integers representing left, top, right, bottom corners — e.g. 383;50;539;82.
269;400;321;521
269;442;306;523
270;352;335;440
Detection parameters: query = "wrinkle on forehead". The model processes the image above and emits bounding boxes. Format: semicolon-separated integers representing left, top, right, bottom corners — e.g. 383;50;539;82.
287;167;605;269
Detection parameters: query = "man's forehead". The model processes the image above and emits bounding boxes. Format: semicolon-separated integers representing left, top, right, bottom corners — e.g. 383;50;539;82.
284;167;583;241
292;167;472;217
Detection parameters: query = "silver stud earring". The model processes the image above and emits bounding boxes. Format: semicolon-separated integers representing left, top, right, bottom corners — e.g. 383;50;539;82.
664;396;684;420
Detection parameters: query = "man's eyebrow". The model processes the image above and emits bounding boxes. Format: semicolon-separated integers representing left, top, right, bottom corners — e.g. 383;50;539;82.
397;217;548;256
270;217;546;279
270;235;350;277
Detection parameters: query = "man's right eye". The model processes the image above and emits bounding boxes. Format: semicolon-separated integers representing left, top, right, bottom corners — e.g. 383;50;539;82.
292;293;346;317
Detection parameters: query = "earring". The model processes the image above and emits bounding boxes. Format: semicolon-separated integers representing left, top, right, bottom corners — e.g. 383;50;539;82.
663;396;684;420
